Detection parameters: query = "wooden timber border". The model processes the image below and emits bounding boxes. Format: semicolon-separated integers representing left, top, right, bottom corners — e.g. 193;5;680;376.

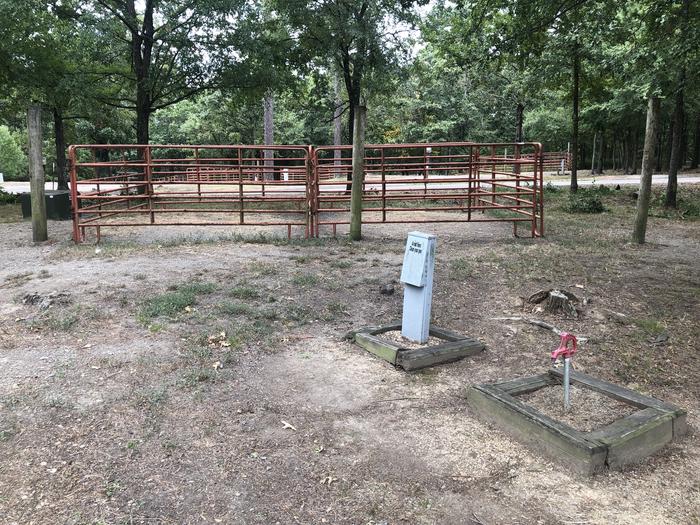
468;370;687;475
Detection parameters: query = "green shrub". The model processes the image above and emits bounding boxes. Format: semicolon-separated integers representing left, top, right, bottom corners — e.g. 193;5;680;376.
0;125;27;181
0;188;17;204
565;190;605;214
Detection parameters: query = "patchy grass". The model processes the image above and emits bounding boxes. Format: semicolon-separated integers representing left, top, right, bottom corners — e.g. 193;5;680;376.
181;367;217;387
290;255;315;264
228;285;260;300
330;259;353;269
138;290;196;322
450;257;474;279
28;304;101;332
177;282;217;295
2;183;700;524
282;304;314;325
2;271;34;288
633;318;666;335
218;301;257;317
134;386;169;407
292;272;319;286
649;186;700;220
138;281;216;324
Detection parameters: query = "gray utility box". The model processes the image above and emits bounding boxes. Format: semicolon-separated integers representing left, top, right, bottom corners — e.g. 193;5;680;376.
20;190;72;220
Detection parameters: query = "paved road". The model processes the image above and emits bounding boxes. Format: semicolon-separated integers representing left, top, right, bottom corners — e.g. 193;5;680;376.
3;174;699;195
545;174;700;187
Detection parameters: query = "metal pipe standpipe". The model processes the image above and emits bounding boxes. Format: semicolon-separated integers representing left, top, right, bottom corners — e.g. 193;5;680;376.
551;333;579;412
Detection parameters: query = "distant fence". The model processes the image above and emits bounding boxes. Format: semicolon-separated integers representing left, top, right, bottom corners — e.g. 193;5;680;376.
69;142;544;242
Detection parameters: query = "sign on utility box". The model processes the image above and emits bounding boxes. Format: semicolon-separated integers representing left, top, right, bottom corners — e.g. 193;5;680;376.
400;232;437;343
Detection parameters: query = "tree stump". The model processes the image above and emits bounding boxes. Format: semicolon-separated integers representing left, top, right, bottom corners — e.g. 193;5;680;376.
528;289;580;318
545;290;578;317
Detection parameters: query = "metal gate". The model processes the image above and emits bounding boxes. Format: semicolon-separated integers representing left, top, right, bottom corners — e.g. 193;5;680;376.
311;142;544;238
69;144;312;242
69;142;543;242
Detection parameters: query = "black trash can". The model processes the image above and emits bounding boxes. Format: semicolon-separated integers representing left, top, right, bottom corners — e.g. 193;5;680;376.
20;190;72;220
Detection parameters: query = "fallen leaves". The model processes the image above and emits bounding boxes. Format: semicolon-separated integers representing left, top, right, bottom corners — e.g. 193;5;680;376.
207;331;230;348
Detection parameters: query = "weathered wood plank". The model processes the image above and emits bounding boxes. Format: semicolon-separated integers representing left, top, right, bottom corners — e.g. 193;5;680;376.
354;333;399;365
397;338;484;371
468;385;607;475
367;320;402;335
496;373;555;396
589;408;673;469
428;326;467;342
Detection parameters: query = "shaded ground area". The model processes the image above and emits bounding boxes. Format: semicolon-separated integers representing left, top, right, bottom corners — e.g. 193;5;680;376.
1;186;699;524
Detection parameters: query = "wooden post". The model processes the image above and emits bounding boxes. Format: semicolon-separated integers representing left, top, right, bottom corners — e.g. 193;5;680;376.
349;104;366;241
632;97;660;244
28;105;48;242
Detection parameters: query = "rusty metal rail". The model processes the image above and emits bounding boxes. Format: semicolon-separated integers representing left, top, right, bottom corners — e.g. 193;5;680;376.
69;144;312;242
311;142;544;238
69;142;544;242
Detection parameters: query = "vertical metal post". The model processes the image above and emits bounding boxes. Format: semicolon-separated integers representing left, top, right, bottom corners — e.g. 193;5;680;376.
490;145;496;209
381;148;386;222
69;146;80;243
238;148;244;225
531;146;538;238
563;357;571;411
145;145;154;224
306;147;314;239
539;145;545;236
401;232;437;343
195;147;201;203
423;146;428;199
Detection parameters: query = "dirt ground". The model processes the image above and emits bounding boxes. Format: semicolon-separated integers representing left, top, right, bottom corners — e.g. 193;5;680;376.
1;187;699;525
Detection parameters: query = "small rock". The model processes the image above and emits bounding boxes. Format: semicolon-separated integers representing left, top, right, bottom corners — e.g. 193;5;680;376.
648;333;669;346
379;283;395;295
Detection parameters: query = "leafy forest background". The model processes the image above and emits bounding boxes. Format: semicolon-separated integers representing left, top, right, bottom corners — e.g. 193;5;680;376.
0;0;698;195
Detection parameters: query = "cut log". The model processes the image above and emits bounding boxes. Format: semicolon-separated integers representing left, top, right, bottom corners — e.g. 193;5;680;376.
529;288;579;305
545;290;578;318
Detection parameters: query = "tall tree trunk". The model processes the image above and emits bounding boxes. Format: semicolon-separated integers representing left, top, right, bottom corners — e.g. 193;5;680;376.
666;81;684;208
570;43;580;192
263;90;275;181
333;76;343;148
633;97;660;244
130;0;153;145
349;104;367;241
597;130;604;174
136;94;150;145
591;131;597;174
515;103;524;141
53;108;68;190
333;75;343;175
343;79;361;192
514;103;524;175
691;114;700;170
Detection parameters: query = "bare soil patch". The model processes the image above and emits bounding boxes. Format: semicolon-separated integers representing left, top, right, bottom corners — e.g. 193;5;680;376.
0;186;699;524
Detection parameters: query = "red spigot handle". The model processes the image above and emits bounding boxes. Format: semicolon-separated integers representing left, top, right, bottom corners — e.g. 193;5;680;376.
551;332;578;363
